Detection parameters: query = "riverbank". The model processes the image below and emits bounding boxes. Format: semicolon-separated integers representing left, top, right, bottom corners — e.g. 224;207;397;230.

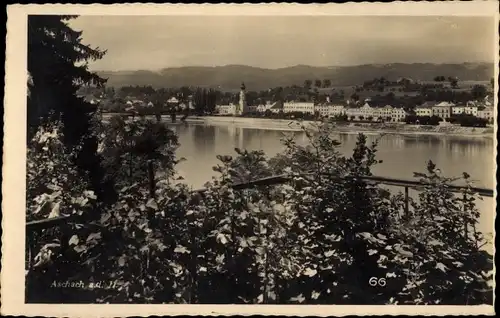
195;116;495;138
101;113;494;138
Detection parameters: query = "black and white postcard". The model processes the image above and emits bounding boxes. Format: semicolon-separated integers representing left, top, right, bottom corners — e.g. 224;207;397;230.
2;2;497;316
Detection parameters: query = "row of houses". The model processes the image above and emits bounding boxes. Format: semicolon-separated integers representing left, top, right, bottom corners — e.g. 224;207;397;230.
215;101;408;122
217;99;495;124
216;101;279;115
272;101;409;122
415;101;494;122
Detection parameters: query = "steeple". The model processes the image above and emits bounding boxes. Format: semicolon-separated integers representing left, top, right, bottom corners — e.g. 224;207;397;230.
238;82;247;115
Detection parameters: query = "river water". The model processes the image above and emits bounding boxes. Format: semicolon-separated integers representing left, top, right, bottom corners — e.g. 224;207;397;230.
169;122;495;249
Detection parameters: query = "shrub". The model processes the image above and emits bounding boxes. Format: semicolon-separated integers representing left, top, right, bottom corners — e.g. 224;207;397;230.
26;119;493;305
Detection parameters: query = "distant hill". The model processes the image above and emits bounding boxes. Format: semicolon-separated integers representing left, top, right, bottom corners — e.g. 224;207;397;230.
97;63;493;91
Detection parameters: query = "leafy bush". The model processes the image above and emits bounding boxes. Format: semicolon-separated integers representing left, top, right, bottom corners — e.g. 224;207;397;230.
26;119;493;305
26;117;101;302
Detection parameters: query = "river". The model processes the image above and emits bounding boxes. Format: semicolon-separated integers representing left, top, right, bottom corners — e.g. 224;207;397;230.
169;122;495;250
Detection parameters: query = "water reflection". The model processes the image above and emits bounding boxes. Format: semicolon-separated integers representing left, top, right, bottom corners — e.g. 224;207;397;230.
192;125;215;154
175;123;494;189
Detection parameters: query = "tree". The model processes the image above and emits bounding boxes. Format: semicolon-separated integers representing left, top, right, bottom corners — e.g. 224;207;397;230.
314;80;322;88
193;88;206;115
471;85;487;100
322;79;331;88
448;76;459;88
27;15;113;202
304;80;312;89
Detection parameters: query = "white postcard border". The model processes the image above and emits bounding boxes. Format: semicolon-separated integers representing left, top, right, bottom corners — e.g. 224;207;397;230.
2;2;498;316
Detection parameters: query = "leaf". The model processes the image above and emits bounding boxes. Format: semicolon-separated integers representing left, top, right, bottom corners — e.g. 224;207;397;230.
216;233;228;245
324;250;335;257
100;212;111;224
257;294;264;304
303;268;317;277
386;272;397;278
452;261;464;268
174;245;190;254
435;262;448;273
77;197;89;207
311;291;321;300
368;249;378;256
186;210;194;216
199;266;207;273
68;235;79;246
428;239;444;247
48;202;61;218
376;234;387;240
33;200;49;215
255;247;265;256
84;190;97;200
118;255;126;267
395;246;414;258
146;198;158;210
74;245;87;253
86;232;102;243
215;254;225;264
289;294;305;303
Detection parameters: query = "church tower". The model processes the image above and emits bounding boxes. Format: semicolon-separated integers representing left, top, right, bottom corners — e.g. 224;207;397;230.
238;82;247;115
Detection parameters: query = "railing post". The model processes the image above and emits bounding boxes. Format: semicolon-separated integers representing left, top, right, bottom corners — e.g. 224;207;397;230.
463;193;468;239
148;160;155;198
404;186;409;216
26;232;34;273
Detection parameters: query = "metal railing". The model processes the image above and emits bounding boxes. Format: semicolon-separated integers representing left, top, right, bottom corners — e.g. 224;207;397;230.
26;173;494;231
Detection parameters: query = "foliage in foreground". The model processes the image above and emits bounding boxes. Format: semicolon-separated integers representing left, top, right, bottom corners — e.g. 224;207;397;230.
26;118;494;305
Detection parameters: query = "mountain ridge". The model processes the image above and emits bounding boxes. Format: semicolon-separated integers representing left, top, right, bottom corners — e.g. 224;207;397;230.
97;62;493;91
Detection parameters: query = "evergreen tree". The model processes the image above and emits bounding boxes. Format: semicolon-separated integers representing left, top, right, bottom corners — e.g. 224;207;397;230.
28;15;115;203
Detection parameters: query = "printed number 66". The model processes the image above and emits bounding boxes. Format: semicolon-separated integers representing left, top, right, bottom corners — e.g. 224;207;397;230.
369;277;386;287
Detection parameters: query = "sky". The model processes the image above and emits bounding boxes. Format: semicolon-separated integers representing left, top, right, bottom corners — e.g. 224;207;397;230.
68;15;496;71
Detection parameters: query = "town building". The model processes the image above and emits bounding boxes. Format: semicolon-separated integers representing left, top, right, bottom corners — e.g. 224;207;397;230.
330;104;346;116
391;107;408;122
247;105;258;113
477;107;494;123
283;101;315;114
464;105;478;116
416;101;436;117
379;105;394;121
315;104;331;117
256;101;274;113
359;103;375;119
345;106;363;120
125;99;146;107
432;102;454;120
371;107;381;120
451;105;465;115
166;96;180;110
216;104;236;115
